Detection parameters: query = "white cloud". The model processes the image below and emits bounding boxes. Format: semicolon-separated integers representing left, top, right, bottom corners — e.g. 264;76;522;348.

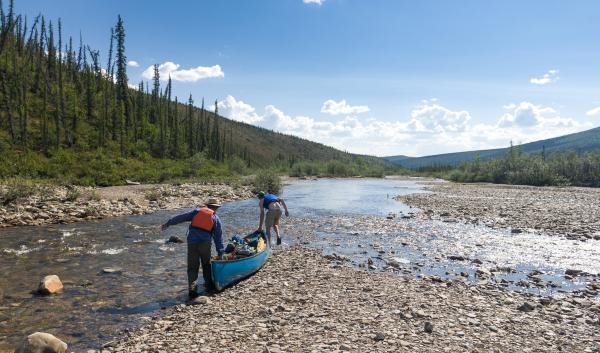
585;106;600;117
497;101;576;129
216;96;591;156
303;0;324;4
142;62;224;82
529;69;559;85
127;60;139;67
217;95;262;124
321;99;370;115
406;103;471;133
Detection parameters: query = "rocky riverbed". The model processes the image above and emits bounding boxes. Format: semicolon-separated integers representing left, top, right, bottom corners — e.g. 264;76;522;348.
398;182;600;242
0;183;253;228
99;247;599;353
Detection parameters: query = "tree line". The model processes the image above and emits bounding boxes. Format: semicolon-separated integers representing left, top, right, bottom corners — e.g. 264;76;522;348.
416;143;600;187
0;0;239;163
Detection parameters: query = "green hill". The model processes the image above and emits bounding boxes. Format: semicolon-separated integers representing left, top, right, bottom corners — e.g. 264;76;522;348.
385;126;600;169
0;1;392;184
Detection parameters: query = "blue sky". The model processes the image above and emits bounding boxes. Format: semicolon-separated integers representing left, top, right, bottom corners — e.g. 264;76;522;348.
17;0;600;156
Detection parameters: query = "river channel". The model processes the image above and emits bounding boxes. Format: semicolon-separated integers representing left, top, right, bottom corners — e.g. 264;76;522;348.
0;178;598;351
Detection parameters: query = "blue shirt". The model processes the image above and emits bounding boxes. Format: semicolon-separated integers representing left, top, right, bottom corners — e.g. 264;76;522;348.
263;194;279;209
165;208;225;255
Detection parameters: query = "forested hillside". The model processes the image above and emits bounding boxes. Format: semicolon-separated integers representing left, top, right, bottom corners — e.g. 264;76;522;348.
0;0;392;185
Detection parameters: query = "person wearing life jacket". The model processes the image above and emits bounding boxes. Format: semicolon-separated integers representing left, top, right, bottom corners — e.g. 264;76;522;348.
161;198;224;298
256;191;289;246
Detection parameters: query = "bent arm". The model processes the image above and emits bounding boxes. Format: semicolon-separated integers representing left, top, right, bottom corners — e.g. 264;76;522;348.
280;198;289;216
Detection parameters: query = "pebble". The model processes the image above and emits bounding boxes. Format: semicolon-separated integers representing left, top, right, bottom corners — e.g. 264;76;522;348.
103;247;598;353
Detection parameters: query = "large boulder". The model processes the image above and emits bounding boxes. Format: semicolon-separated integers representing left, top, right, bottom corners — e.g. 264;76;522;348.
16;332;68;353
38;275;63;295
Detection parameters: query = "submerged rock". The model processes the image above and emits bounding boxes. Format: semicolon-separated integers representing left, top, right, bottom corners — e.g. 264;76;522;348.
15;332;68;353
38;275;63;295
167;235;184;244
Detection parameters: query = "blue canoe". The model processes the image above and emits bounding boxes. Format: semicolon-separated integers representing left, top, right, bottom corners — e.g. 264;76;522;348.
211;232;270;291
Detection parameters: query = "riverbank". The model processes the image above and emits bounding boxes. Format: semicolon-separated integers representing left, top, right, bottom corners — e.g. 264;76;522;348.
101;246;599;353
0;182;254;228
397;182;600;241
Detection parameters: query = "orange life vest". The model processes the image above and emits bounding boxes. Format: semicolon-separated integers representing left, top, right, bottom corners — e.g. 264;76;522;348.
191;207;215;232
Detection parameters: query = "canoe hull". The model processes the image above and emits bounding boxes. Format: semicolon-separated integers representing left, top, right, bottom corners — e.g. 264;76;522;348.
211;236;270;291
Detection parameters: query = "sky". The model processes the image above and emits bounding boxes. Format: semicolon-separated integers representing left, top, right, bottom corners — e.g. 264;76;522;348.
15;0;600;157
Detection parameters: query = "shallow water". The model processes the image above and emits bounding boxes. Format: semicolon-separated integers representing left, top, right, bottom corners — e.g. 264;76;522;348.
0;178;598;351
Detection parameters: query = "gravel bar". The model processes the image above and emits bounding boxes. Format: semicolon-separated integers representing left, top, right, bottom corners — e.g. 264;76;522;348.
101;246;600;353
398;182;600;241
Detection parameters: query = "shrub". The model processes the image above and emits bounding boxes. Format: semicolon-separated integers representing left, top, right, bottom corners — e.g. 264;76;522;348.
89;191;101;201
253;170;282;194
64;187;81;202
1;179;37;205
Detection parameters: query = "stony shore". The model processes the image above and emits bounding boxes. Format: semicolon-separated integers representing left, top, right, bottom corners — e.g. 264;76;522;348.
99;246;599;353
398;182;600;241
0;183;254;228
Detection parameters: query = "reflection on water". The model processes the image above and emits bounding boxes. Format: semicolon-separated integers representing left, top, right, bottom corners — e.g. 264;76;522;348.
0;178;597;351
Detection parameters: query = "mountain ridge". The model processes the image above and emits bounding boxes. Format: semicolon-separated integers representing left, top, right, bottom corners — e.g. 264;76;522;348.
385;126;600;169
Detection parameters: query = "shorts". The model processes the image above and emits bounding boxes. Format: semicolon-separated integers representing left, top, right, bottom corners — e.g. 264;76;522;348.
265;207;283;229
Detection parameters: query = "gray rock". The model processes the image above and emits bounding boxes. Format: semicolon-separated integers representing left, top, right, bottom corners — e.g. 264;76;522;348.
424;321;433;333
373;332;385;341
517;302;535;312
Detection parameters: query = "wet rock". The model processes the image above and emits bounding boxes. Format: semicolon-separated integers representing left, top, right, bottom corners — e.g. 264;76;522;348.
166;235;184;244
517;302;535;312
471;258;483;265
38;275;63;295
511;228;523;234
102;267;123;274
386;257;409;268
565;269;583;277
448;255;467;261
15;332;68;353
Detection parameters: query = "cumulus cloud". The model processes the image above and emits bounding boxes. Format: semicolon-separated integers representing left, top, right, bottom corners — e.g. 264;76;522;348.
497;101;576;129
585;106;600;117
529;69;559;85
127;60;139;67
217;95;262;124
303;0;324;4
142;62;224;82
216;96;590;156
321;99;370;115
406;103;471;133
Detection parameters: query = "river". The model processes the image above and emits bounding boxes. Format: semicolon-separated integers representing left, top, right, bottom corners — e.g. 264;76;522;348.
0;178;598;351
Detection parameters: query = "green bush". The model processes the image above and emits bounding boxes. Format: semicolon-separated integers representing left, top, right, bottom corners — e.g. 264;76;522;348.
1;179;37;205
253;170;282;194
64;187;81;202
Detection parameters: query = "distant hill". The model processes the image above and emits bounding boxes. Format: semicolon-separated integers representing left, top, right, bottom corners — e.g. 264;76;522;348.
385;126;600;169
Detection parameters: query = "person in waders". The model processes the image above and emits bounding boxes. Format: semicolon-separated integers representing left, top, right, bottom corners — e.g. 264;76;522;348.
256;192;289;246
161;198;224;298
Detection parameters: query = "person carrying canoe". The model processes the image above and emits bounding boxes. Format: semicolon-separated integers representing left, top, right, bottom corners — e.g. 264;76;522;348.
161;198;224;298
256;191;289;246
